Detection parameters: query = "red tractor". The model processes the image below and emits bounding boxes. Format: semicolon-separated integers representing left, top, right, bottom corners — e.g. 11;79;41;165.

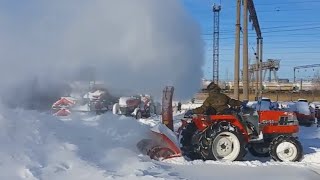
112;95;160;119
179;108;303;162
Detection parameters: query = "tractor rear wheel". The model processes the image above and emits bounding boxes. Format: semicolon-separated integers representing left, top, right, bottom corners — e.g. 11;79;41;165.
200;121;246;162
180;122;201;160
269;136;303;162
248;143;270;157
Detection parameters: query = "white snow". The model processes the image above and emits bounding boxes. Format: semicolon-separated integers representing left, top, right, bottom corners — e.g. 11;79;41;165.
83;90;105;100
0;104;320;179
180;102;203;110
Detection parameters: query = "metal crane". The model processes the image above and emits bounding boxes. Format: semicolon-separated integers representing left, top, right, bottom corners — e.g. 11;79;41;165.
294;64;320;82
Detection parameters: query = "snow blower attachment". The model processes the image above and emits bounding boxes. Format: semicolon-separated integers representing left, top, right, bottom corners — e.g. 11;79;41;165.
137;86;182;160
137;124;182;160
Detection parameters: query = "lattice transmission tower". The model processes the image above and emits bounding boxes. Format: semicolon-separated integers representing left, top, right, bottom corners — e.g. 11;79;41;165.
212;4;221;84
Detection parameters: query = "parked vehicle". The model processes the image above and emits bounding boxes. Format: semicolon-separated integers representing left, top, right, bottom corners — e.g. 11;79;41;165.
112;94;161;119
52;88;116;116
283;100;315;127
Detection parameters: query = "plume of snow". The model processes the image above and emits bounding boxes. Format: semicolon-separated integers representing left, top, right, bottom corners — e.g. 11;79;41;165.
0;0;204;108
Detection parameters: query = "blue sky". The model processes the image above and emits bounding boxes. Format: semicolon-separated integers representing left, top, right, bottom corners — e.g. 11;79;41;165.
182;0;320;81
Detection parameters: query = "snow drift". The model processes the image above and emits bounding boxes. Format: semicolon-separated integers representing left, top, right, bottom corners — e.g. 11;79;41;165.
0;105;152;179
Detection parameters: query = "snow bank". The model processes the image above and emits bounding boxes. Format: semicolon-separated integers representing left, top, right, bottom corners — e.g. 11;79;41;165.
0;105;154;179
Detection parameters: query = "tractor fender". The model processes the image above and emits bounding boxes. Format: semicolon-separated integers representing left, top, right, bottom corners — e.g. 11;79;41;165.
192;115;250;143
112;103;120;114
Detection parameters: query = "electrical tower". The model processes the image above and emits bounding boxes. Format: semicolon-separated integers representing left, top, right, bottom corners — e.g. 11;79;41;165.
294;64;320;83
212;4;221;84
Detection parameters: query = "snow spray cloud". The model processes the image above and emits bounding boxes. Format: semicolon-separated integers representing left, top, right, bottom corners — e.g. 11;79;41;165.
0;0;204;107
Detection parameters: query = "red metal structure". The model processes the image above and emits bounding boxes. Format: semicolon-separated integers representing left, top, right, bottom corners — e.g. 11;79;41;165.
179;109;303;162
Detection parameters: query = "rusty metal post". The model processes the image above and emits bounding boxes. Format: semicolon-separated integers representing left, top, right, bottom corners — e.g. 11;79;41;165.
162;86;174;131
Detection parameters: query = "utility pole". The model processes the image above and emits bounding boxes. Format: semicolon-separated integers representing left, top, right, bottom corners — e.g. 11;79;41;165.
234;0;241;100
259;38;263;97
254;38;260;100
247;0;263;98
243;0;249;100
212;4;221;84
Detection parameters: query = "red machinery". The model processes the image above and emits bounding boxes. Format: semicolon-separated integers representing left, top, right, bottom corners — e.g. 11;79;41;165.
138;108;303;162
113;95;159;119
179;109;302;162
137;87;303;162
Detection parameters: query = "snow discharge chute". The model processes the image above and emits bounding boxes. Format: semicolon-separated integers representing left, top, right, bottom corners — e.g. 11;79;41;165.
137;86;182;160
162;86;174;131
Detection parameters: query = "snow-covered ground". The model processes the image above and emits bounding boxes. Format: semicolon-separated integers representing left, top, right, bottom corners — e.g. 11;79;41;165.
0;105;320;179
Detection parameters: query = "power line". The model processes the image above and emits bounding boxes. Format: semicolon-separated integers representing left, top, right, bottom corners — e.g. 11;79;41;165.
261;23;320;29
261;20;320;23
255;0;320;6
263;26;320;33
258;8;315;13
222;45;320;49
264;46;320;49
203;32;320;38
202;26;320;36
209;51;320;55
262;39;320;43
189;1;320;12
264;52;320;54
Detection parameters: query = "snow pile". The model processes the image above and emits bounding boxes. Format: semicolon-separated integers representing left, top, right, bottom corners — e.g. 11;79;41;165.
0;105;154;179
1;102;320;179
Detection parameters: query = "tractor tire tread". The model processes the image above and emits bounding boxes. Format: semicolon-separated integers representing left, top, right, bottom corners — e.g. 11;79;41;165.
200;121;247;161
180;123;201;160
269;135;303;162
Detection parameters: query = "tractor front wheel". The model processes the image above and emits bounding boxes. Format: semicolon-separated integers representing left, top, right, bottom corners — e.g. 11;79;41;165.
248;143;270;157
200;121;246;162
269;136;303;162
